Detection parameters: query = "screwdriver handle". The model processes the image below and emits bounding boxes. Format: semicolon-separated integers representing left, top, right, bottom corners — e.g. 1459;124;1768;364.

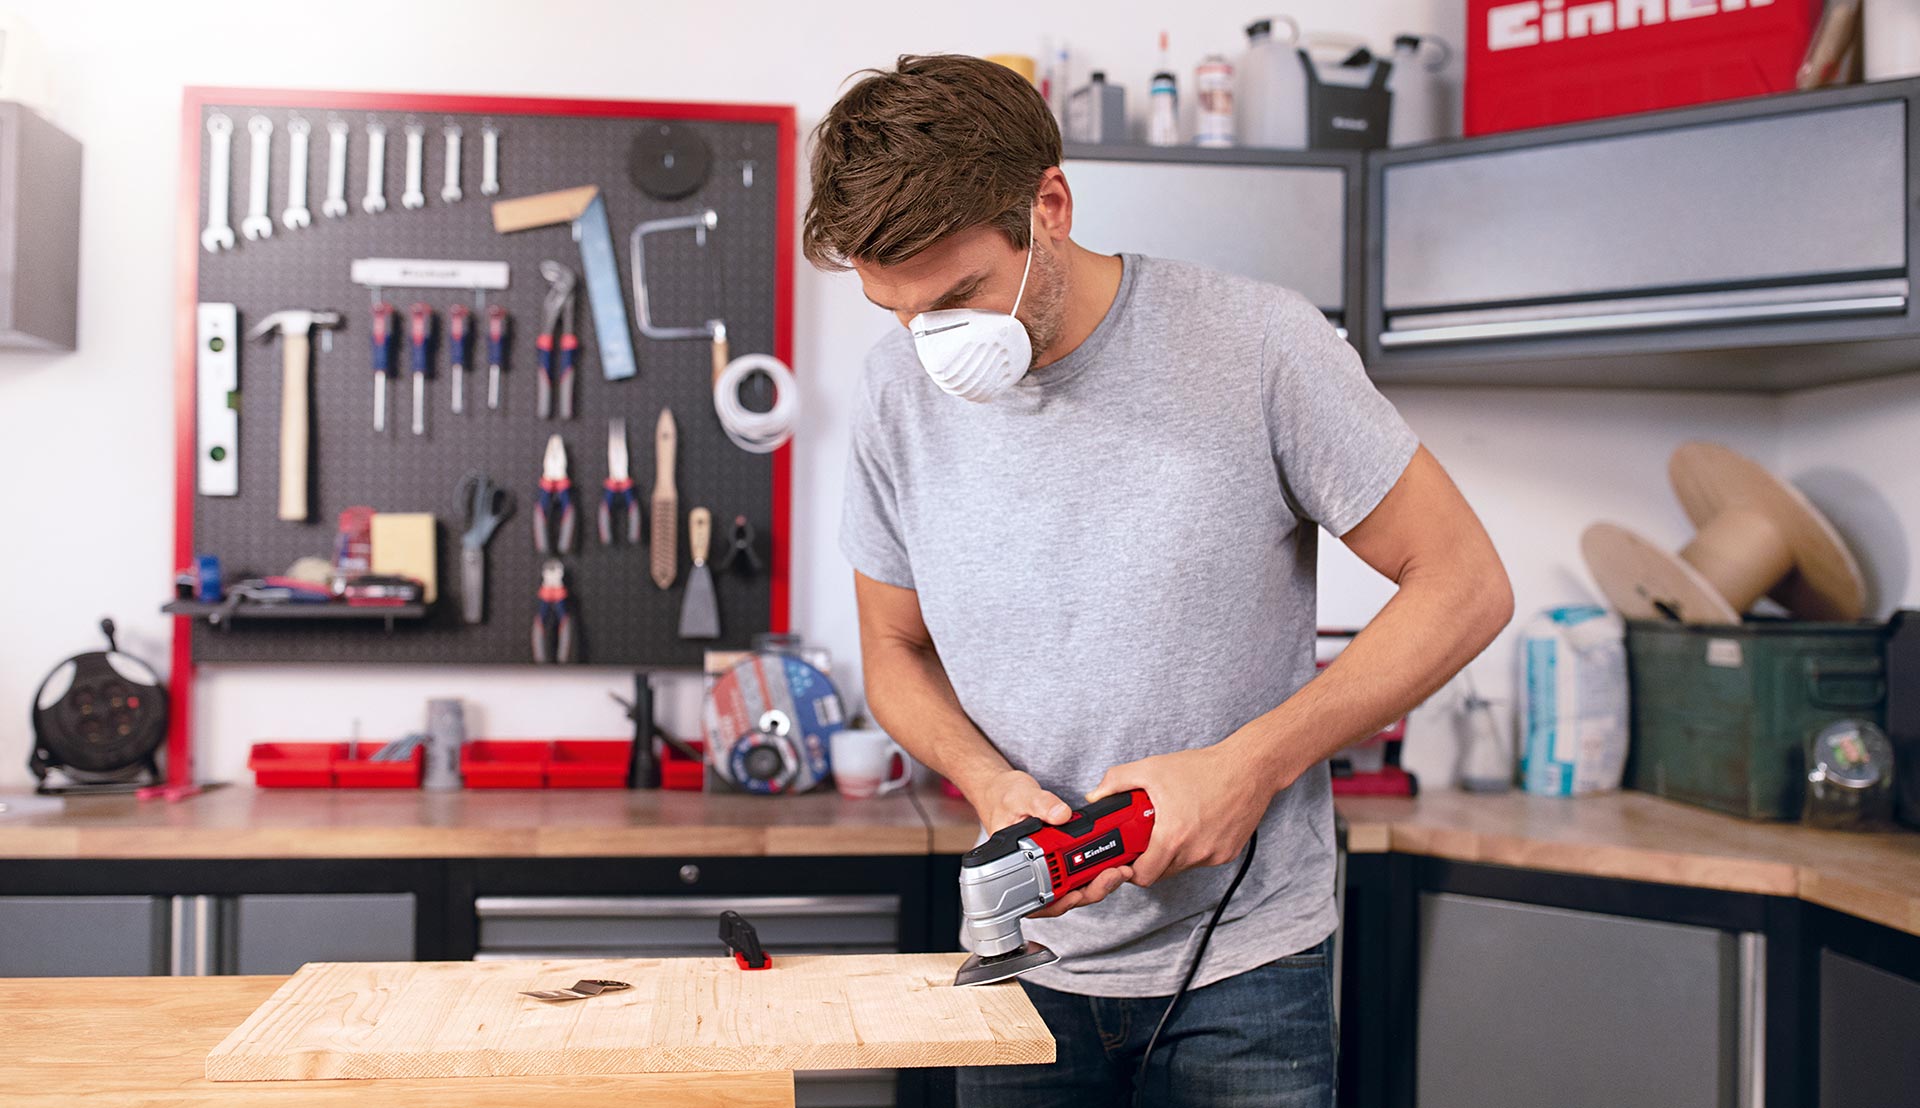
371;301;394;374
408;303;432;375
448;303;470;364
487;305;509;367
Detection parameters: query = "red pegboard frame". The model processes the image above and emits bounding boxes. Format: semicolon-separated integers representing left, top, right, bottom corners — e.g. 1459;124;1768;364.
168;87;797;789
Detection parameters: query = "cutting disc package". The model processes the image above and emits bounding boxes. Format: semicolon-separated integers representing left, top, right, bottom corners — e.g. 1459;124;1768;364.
702;651;843;794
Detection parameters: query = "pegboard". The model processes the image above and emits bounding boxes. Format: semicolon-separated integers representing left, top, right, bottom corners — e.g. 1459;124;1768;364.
174;89;793;670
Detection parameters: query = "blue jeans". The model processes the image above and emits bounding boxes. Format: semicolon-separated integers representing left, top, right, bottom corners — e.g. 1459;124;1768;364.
956;938;1336;1108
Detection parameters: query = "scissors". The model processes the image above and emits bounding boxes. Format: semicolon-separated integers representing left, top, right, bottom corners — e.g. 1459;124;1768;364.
458;471;516;624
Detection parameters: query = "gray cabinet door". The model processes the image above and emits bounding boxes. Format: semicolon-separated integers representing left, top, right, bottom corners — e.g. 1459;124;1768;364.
227;893;416;974
1820;950;1920;1108
1417;892;1744;1108
1065;157;1351;317
0;896;168;976
1380;101;1906;313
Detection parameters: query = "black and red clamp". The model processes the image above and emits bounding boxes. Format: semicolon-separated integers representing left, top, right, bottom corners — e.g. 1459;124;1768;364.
720;910;771;971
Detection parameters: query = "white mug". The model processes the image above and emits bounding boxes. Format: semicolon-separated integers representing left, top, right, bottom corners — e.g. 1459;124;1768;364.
832;728;912;799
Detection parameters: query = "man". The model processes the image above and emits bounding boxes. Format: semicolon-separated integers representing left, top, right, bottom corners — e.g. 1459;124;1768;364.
807;55;1511;1107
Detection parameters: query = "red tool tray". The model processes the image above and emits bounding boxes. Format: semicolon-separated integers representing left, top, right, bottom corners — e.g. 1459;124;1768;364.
460;741;550;789
334;745;424;789
547;740;633;789
248;742;343;788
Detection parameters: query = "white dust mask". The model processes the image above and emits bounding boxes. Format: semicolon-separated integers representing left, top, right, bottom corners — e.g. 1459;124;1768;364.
908;223;1036;403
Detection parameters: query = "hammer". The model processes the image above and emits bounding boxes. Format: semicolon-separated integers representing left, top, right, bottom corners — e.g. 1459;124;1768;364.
250;310;343;521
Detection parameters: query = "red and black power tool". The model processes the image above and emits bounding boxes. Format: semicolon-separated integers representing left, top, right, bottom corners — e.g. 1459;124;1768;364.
953;789;1155;987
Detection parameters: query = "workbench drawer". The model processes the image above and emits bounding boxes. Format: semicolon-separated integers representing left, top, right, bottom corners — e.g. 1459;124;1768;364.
473;893;900;959
0;896;168;976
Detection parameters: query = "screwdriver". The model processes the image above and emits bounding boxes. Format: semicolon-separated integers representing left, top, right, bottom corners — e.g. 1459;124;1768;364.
371;300;395;432
486;305;509;411
447;303;471;415
408;302;433;436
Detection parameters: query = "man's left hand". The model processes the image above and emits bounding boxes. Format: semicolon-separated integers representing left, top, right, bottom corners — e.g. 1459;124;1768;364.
1085;743;1278;887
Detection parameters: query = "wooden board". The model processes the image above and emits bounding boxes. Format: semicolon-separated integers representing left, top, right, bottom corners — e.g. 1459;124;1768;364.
2;975;792;1108
206;954;1054;1081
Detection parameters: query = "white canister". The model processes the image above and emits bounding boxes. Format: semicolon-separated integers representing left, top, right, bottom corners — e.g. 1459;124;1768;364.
1865;0;1920;81
1387;33;1454;147
1238;16;1307;149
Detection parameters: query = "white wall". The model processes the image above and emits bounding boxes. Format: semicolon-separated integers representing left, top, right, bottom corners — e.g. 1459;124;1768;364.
0;0;1858;795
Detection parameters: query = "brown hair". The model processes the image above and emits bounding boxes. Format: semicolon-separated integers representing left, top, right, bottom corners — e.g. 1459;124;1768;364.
804;54;1062;271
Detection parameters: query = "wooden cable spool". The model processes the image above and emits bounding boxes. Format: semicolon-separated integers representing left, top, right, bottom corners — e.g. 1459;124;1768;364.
1581;442;1865;625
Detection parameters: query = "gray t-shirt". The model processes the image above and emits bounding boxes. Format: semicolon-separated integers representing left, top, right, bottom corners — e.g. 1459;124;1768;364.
840;254;1417;996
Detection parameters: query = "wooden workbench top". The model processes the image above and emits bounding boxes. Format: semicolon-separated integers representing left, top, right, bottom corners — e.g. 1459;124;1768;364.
1;974;793;1107
8;786;1915;938
0;787;933;859
927;790;1920;937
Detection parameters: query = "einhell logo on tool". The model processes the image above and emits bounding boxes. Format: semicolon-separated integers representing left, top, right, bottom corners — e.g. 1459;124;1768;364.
1064;830;1125;875
1488;0;1774;52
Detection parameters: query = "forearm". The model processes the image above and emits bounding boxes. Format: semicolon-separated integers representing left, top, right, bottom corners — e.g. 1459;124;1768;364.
1225;558;1512;786
861;633;1012;801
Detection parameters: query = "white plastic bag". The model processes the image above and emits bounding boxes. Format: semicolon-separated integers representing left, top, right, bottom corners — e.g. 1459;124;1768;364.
1519;606;1629;796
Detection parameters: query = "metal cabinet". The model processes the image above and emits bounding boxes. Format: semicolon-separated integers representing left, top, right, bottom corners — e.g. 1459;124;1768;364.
1415;891;1753;1108
0;895;168;976
1063;143;1364;333
1364;79;1920;391
0;101;82;351
224;893;416;974
1819;950;1920;1108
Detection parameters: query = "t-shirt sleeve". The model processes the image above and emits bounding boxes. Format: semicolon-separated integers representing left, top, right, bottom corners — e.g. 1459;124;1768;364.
1263;290;1418;537
838;372;916;589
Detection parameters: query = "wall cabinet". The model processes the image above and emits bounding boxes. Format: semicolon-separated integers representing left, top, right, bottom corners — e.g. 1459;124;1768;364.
1365;79;1920;391
1064;144;1363;334
1065;79;1920;392
0;101;81;351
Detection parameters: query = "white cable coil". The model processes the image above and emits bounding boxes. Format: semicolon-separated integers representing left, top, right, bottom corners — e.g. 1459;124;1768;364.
713;352;798;453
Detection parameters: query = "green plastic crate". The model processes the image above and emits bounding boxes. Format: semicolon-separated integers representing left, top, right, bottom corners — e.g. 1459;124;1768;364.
1624;620;1887;820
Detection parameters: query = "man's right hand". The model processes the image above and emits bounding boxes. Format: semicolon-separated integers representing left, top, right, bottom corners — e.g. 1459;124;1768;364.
965;769;1133;920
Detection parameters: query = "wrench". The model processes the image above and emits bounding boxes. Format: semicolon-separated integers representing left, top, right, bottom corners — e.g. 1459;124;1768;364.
363;121;388;214
441;124;463;203
481;123;500;195
322;119;349;218
241;116;274;241
201;113;235;253
281;117;312;229
402;123;425;209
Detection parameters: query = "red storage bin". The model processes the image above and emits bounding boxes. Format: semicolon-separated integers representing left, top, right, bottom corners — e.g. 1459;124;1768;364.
546;740;633;788
248;742;343;788
335;745;424;788
1465;0;1823;136
661;739;705;792
460;741;549;788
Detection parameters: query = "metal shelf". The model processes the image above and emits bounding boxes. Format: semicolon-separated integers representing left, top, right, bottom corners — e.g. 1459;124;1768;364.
162;599;428;633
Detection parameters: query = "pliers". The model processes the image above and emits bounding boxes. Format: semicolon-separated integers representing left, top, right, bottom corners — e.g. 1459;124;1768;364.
536;259;578;420
531;558;574;664
534;434;576;554
599;418;641;545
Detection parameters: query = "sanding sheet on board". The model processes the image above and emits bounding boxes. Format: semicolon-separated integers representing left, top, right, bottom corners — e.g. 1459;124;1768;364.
206;953;1054;1081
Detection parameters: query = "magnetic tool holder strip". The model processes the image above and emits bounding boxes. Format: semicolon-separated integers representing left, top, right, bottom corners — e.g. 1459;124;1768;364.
165;87;796;787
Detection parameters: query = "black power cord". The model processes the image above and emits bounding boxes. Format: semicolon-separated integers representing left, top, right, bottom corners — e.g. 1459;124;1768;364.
1131;829;1260;1105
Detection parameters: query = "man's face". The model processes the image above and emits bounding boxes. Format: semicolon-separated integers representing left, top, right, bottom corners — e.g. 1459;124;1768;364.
854;219;1070;366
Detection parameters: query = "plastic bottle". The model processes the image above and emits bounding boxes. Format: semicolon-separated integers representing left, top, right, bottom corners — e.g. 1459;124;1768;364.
1148;31;1180;146
1238;15;1306;149
1387;33;1453;147
1194;54;1235;147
